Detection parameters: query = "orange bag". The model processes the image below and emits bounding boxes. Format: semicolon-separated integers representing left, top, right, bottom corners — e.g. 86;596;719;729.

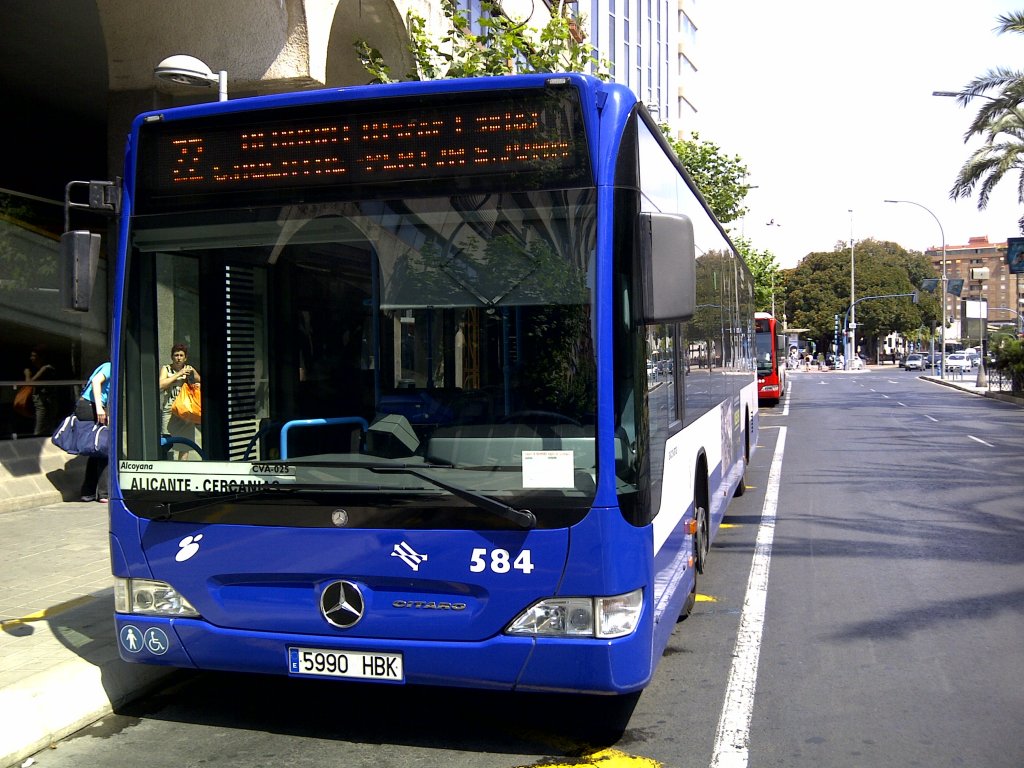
13;386;33;418
171;382;202;424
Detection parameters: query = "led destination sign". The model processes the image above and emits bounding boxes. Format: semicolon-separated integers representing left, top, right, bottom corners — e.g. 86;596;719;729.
137;87;591;208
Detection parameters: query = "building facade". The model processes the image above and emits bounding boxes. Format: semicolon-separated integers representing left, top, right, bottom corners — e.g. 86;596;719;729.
925;236;1024;343
584;0;695;129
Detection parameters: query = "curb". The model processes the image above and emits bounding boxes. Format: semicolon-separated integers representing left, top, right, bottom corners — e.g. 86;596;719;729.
0;654;174;768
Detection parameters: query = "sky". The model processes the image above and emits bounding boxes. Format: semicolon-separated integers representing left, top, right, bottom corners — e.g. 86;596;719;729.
693;0;1023;268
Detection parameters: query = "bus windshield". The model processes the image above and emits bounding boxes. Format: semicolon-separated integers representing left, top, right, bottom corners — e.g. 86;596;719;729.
120;190;598;528
754;330;775;375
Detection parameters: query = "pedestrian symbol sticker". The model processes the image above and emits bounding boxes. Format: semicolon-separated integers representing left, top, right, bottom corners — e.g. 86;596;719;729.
144;628;169;655
119;625;143;653
119;625;170;655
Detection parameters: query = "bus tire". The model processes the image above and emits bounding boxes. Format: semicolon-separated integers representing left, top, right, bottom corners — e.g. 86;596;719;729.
679;498;700;621
679;574;697;621
733;411;749;497
695;502;710;574
734;471;747;497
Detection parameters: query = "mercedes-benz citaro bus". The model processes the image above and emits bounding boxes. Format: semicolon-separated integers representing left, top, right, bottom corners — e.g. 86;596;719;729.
65;73;757;696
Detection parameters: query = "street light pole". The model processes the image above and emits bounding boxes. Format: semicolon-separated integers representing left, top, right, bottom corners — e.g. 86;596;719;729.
884;199;946;380
847;209;855;370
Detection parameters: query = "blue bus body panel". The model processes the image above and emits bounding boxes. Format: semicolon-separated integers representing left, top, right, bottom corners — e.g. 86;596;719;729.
132;522;568;641
113;614;656;693
113;506;659;693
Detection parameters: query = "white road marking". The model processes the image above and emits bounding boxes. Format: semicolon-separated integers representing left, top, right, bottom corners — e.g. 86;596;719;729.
925;414;938;422
968;435;994;447
710;426;786;768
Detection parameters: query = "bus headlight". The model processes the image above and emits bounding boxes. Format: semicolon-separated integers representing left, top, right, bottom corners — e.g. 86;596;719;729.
114;577;199;617
506;588;642;639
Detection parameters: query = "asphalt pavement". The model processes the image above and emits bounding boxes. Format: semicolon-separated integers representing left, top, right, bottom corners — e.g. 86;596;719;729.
0;363;1015;768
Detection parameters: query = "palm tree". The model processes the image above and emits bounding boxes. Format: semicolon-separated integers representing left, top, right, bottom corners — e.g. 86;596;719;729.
949;11;1024;230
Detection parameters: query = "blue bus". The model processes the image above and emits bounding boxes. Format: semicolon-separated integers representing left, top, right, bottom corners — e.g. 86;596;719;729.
71;73;757;695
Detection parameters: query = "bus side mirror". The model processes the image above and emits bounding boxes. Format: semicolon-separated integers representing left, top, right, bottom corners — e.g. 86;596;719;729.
639;212;696;322
59;230;101;312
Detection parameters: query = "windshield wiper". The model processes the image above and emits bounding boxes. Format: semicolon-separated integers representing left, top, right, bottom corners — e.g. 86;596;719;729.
149;461;536;528
367;466;537;529
149;487;299;524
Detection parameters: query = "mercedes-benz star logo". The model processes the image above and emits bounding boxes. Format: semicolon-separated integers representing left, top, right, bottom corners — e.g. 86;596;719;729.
320;580;365;629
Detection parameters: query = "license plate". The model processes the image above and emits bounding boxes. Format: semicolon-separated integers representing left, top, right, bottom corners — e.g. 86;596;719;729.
288;646;404;682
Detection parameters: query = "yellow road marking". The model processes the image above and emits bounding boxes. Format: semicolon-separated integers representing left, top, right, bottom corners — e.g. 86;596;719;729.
1;595;96;632
719;523;739;529
696;593;717;602
515;747;661;767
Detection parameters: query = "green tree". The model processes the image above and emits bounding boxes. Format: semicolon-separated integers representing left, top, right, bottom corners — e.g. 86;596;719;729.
734;235;779;313
990;337;1024;392
948;11;1024;231
784;239;940;354
356;0;610;83
660;128;751;225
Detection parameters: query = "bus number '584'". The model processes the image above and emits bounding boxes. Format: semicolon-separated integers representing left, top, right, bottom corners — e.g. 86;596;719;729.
469;548;534;574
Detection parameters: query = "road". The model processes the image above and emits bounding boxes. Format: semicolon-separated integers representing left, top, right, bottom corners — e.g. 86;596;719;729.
22;371;1024;768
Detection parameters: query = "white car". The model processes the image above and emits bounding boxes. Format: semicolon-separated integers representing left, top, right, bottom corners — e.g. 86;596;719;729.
904;353;925;371
945;352;972;372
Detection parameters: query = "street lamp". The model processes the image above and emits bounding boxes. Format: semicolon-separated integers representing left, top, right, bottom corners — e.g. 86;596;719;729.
765;217;780;317
154;55;228;101
991;306;1024;333
845;210;855;369
884;199;947;379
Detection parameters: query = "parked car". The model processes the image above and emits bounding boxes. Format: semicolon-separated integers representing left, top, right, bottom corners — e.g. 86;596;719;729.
945;352;972;372
904;353;925;371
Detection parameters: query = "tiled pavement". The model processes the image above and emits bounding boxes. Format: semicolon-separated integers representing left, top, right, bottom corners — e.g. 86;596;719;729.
0;500;171;768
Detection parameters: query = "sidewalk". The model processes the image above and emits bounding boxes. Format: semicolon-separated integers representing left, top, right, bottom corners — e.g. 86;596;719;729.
0;499;173;768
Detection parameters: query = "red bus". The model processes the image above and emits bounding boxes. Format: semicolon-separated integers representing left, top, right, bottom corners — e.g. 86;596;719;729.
754;312;787;405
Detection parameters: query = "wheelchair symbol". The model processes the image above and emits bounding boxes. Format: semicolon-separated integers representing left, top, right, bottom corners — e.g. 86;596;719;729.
143;627;170;655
